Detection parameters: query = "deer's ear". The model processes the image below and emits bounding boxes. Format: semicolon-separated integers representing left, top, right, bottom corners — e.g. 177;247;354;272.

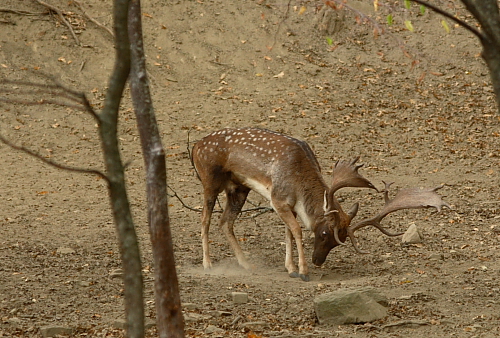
347;202;359;221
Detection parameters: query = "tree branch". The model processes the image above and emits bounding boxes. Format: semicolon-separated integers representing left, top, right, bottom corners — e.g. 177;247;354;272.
73;0;114;38
409;0;485;41
0;8;47;15
0;134;109;183
167;184;273;216
35;0;80;46
0;77;101;122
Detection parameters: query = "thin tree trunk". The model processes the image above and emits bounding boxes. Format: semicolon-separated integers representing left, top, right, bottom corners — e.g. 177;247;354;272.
128;0;185;337
100;0;144;337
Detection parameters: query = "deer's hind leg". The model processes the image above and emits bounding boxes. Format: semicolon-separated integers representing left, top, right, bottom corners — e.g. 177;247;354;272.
219;182;251;270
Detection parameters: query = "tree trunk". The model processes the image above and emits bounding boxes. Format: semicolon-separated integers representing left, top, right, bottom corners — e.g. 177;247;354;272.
128;0;185;337
100;0;145;337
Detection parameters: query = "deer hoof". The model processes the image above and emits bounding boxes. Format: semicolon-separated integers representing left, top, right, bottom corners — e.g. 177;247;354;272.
289;271;299;278
299;274;310;282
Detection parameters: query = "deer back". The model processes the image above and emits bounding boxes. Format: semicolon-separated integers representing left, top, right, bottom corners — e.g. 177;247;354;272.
193;128;328;206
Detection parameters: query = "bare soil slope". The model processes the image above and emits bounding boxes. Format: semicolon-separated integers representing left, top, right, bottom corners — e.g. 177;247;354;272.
1;1;499;337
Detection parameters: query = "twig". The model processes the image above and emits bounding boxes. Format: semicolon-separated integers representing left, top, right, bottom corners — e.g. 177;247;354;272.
409;0;483;41
382;319;430;329
0;87;86;106
73;0;114;38
0;77;101;122
168;184;273;216
167;185;202;212
230;315;242;326
0;134;109;183
35;0;80;46
321;0;429;70
240;206;274;219
0;97;86;112
270;0;292;50
0;8;47;15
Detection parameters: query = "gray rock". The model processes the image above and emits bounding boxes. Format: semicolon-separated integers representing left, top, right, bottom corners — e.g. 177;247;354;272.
184;312;212;322
182;302;199;310
428;253;443;261
205;324;224;334
40;326;74;337
314;287;388;325
402;224;422;244
56;247;75;255
241;321;268;331
8;317;21;325
231;292;248;304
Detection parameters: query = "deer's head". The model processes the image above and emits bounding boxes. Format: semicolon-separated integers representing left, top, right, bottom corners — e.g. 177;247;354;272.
311;158;450;267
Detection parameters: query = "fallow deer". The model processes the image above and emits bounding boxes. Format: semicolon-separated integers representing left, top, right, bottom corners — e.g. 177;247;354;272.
192;127;449;281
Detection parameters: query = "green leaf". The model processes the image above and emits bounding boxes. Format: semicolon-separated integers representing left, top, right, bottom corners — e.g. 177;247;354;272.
387;14;393;25
326;37;333;45
441;20;450;33
420;5;426;15
404;0;411;10
405;20;414;32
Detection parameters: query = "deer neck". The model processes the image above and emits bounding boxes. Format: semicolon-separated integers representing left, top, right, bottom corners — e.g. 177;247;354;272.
293;174;331;231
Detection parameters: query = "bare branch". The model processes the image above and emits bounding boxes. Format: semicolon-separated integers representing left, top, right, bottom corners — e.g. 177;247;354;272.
0;77;101;122
35;0;80;45
0;96;86;112
0;87;85;106
167;184;273;216
409;0;484;41
0;8;47;15
73;0;114;38
167;185;202;212
0;134;109;184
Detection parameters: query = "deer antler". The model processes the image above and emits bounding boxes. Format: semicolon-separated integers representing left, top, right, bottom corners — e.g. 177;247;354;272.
330;157;378;194
346;182;450;253
325;158;377;246
325;158;377;214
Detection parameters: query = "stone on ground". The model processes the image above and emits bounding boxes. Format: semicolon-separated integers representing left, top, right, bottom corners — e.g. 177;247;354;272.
402;223;422;244
314;287;388;325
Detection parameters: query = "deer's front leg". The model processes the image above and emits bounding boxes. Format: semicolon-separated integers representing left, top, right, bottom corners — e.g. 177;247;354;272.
284;226;298;277
274;203;309;282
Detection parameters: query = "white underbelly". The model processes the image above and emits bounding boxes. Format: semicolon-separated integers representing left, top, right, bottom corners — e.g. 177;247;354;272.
238;176;272;201
234;175;314;230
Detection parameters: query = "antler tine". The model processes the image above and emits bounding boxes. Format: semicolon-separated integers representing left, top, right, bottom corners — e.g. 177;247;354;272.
346;182;450;253
330;157;378;194
381;181;394;204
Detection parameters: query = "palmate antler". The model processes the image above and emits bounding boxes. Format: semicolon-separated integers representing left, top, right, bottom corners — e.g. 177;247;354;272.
346;182;451;253
324;158;378;246
326;158;450;254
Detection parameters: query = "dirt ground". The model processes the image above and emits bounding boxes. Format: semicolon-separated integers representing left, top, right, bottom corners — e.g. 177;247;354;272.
1;0;499;337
